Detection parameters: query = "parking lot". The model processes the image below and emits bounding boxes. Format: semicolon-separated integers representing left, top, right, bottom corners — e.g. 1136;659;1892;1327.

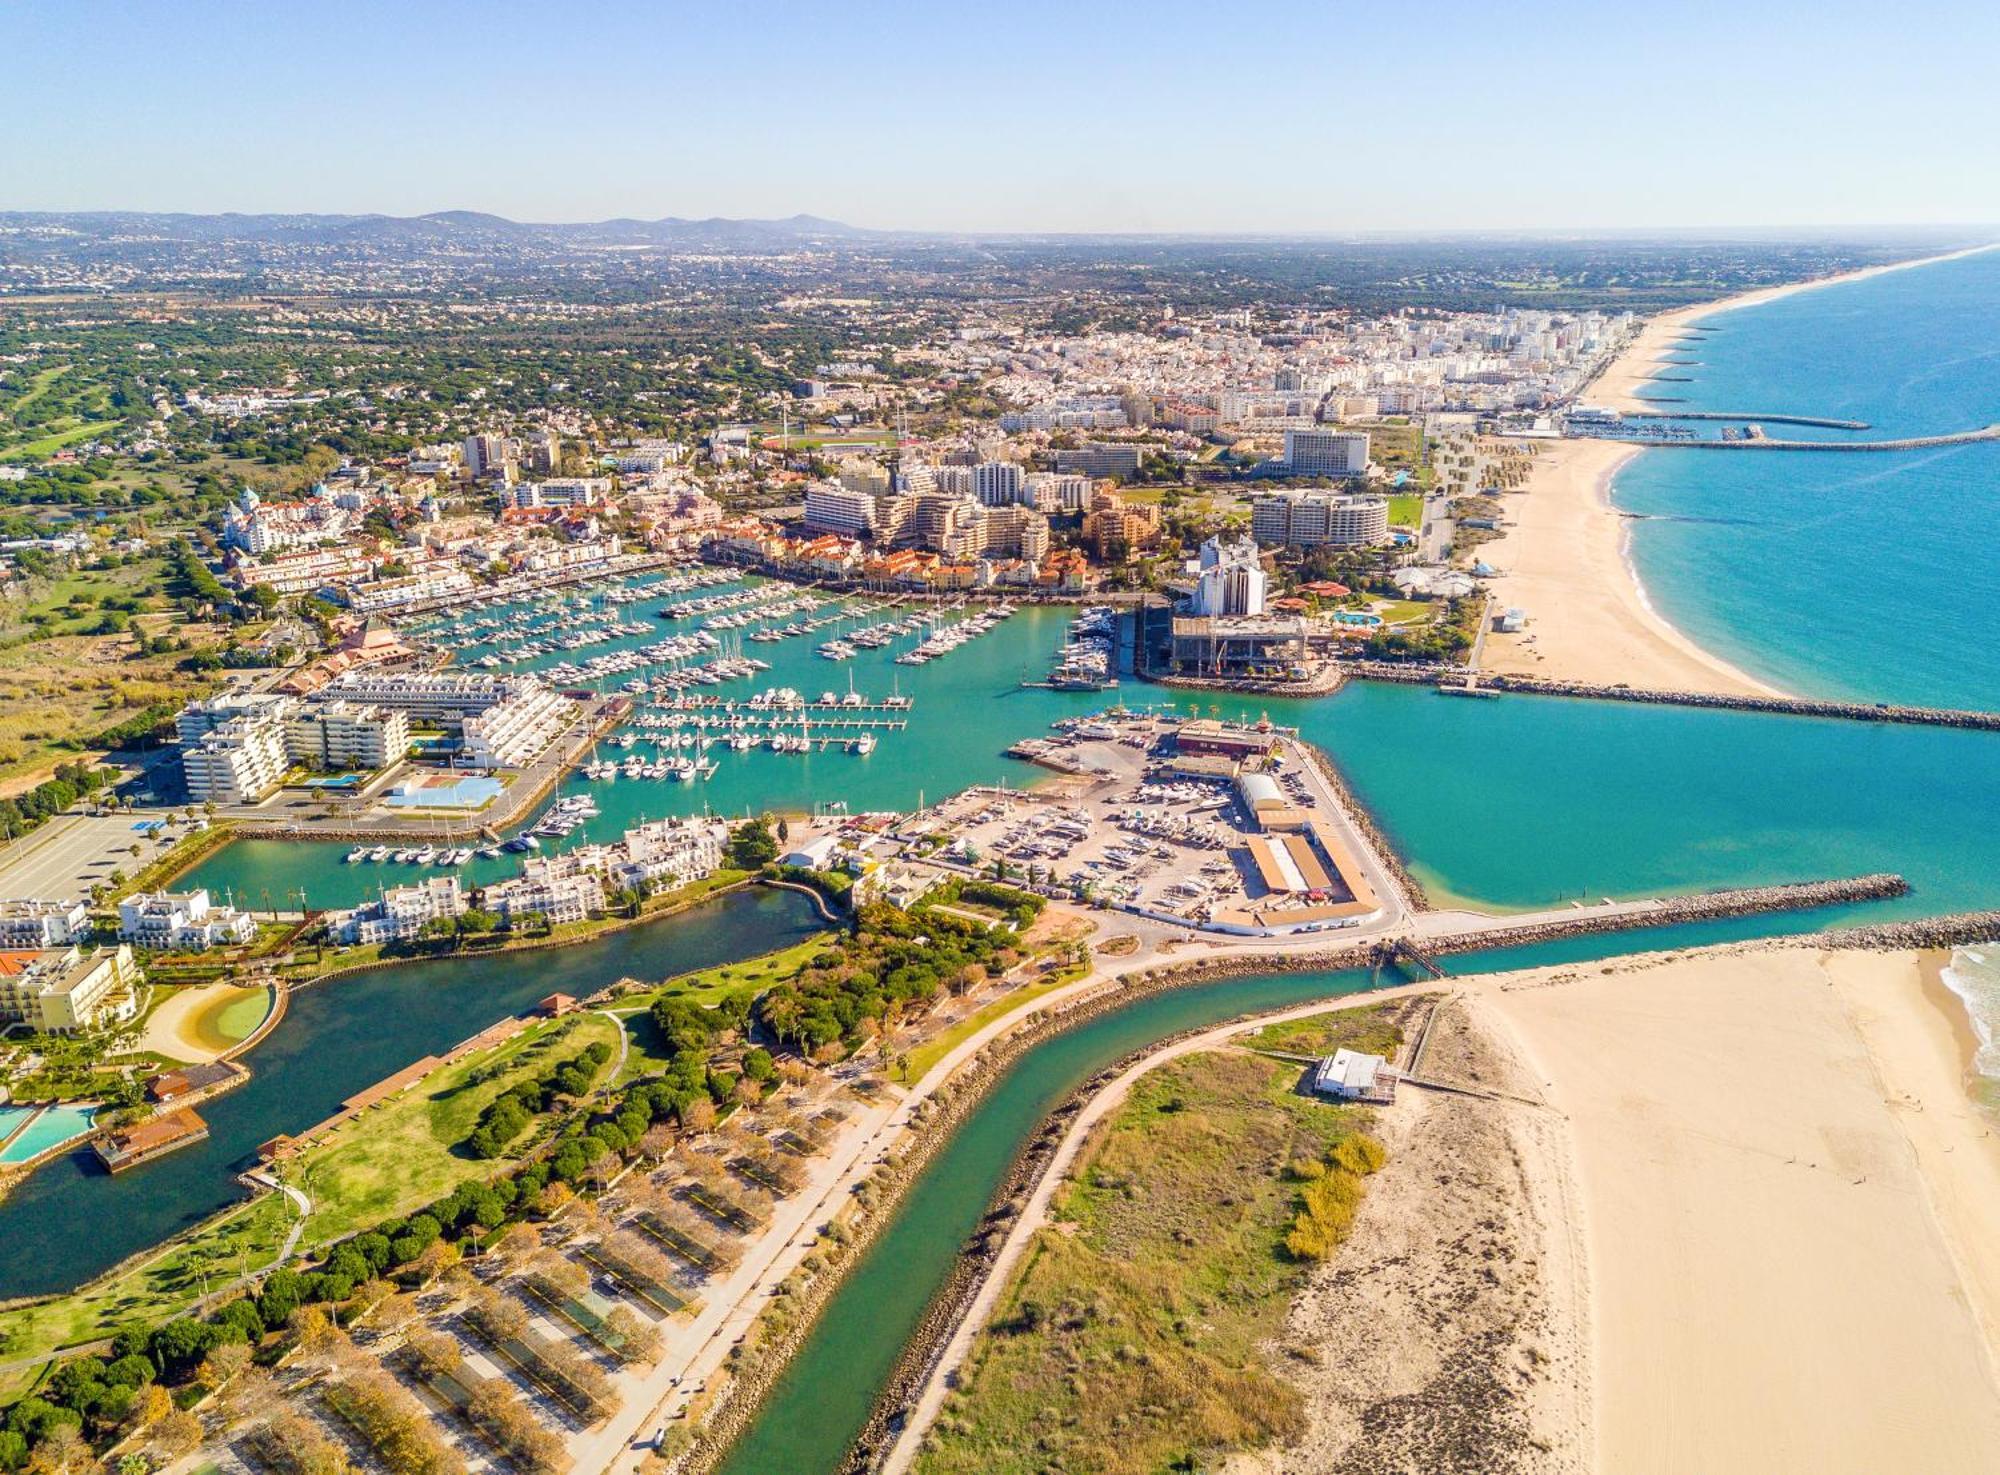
0;810;196;900
918;712;1393;934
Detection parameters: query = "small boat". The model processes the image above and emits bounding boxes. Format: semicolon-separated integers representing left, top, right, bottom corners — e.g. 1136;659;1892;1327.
850;733;877;755
344;847;366;864
412;846;437;865
368;846;389;862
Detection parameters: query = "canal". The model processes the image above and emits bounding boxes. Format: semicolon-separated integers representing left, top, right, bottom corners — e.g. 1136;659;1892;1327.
0;887;825;1300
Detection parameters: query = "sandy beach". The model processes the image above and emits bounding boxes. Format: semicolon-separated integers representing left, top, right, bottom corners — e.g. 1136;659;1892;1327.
1477;943;2000;1474
1476;436;1778;694
1481;243;1997;694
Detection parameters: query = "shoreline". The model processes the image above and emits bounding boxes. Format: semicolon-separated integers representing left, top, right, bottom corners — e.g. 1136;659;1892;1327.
1483;241;1998;697
880;934;2000;1474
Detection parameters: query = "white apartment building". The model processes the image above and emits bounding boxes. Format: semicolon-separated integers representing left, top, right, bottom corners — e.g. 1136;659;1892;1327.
0;898;89;950
1190;536;1268;617
1279;429;1371;478
285;700;410;771
803;482;879;539
612;818;724;890
179;694;296;804
462;433;508;478
506;478;611;510
325;876;466;945
343;567;475;613
973;461;1024;506
1250;492;1391;549
117;890;257;951
482;869;603;928
1025;473;1093;513
459;684;576;770
233;546;378;597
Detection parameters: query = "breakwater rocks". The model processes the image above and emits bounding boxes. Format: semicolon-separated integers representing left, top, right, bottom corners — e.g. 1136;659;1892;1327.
1344;662;2000;732
1816;909;2000;951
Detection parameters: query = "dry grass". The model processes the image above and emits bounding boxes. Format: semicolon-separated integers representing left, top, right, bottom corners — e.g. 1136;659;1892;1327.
915;1046;1378;1475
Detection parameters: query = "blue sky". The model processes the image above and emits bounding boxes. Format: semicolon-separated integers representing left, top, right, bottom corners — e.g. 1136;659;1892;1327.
5;0;1997;232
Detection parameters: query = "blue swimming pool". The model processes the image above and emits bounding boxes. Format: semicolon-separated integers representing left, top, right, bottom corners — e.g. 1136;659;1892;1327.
0;1105;97;1164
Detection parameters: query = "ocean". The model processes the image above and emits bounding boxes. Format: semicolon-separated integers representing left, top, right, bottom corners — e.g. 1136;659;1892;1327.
1943;945;2000;1096
1614;247;2000;709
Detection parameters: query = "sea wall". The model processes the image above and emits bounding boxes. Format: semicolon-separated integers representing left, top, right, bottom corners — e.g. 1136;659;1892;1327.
1813;910;2000;950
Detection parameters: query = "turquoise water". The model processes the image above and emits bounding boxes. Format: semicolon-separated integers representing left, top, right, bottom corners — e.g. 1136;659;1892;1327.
183;600;1115;911
1615;248;2000;707
0;1106;96;1164
185;605;2000;923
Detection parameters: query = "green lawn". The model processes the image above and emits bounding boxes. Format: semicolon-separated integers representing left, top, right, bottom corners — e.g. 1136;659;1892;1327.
0;1189;296;1365
1386;493;1423;527
915;1047;1376;1475
296;1011;619;1244
1240;1000;1406;1060
0;418;125;460
1372;598;1435;627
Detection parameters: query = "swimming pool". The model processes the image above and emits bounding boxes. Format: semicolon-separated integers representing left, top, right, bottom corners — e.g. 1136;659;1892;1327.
0;1105;97;1164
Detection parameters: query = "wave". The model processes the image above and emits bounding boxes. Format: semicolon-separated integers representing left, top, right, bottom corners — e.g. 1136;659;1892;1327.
1940;945;2000;1081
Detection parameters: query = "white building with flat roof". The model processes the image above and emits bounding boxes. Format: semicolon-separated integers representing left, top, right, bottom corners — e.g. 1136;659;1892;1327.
179;695;296;804
1250;492;1389;549
1190;536;1268;617
482;869;603;929
117;890;256;951
325;876;466;945
1280;429;1371;478
0;898;90;950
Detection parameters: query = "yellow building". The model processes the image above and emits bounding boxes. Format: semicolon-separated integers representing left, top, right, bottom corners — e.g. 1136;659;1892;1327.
0;944;140;1034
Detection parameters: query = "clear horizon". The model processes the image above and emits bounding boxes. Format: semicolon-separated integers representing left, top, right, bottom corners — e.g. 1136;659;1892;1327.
7;0;1999;234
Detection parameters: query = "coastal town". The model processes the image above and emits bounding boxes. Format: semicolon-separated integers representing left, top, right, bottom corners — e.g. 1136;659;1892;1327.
0;159;1998;1475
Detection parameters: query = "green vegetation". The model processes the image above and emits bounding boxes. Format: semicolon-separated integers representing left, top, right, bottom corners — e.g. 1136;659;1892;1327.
754;896;1036;1055
1364;594;1483;663
0;1191;296;1364
898;963;1087;1085
916;1047;1382;1475
465;1036;614;1159
1386;492;1423;527
1241;1000;1406;1060
297;1013;619;1242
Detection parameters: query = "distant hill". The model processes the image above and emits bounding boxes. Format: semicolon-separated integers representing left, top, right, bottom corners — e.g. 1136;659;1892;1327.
0;209;878;250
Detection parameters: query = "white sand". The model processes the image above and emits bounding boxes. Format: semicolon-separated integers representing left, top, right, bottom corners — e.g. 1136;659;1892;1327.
1482;243;1999;695
1477;437;1779;694
1475;945;2000;1474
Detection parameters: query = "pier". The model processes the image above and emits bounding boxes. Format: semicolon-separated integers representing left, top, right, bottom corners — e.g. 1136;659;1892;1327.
1345;662;2000;732
1621;410;1872;430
